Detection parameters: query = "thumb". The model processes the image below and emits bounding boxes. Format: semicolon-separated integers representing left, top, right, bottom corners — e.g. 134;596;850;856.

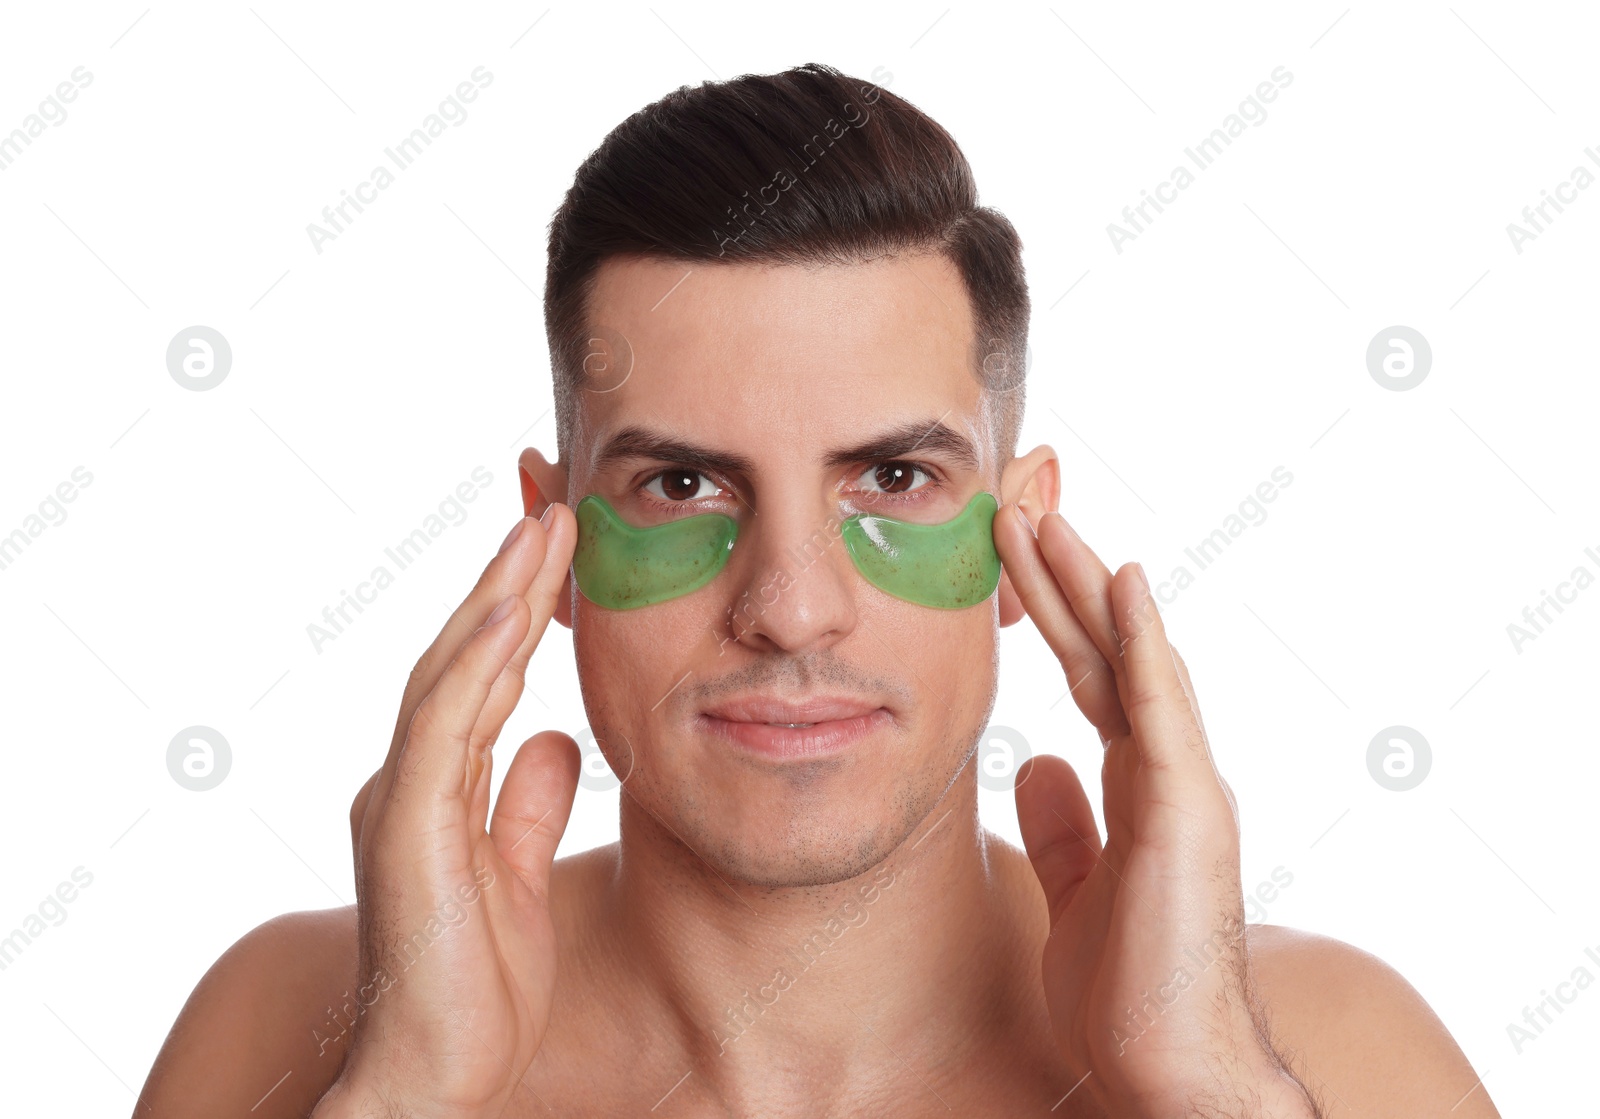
1014;754;1102;927
490;730;581;897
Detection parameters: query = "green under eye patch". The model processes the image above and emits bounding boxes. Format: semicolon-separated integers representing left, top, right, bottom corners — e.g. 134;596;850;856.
840;491;1000;609
572;491;1000;610
572;495;738;610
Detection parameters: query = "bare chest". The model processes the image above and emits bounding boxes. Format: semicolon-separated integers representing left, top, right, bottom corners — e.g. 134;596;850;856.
504;1030;1094;1118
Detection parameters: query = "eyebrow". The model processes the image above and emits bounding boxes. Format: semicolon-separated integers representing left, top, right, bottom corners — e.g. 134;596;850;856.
590;418;981;477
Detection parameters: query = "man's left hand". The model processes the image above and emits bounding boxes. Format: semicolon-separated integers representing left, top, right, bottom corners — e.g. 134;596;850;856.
993;501;1321;1118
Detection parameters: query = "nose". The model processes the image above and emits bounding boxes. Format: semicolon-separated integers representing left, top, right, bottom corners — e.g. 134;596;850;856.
717;499;859;655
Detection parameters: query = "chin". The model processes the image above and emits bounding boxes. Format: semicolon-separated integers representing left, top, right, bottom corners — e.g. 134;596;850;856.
633;758;946;891
708;820;900;890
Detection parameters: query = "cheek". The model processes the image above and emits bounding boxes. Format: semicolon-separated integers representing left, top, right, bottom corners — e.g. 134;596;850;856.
861;595;1000;731
572;593;733;767
574;598;707;698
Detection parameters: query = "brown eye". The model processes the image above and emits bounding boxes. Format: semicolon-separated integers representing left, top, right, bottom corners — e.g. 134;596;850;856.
646;471;718;502
860;461;929;496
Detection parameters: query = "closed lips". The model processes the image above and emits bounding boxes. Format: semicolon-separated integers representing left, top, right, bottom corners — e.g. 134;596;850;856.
701;696;882;724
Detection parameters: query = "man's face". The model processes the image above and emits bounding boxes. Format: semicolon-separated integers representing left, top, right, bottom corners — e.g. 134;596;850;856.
567;252;1005;889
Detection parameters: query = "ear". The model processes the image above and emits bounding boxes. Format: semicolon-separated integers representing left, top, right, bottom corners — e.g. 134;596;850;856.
996;445;1061;629
517;446;575;630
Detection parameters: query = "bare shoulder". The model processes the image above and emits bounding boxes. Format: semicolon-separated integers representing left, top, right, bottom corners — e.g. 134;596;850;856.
135;844;621;1119
1246;923;1499;1118
135;903;359;1118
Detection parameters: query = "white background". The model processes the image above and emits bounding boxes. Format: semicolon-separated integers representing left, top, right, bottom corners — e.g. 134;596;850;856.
1;2;1594;1113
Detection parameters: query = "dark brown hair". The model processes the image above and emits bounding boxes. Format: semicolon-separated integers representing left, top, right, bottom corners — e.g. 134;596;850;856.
543;61;1029;469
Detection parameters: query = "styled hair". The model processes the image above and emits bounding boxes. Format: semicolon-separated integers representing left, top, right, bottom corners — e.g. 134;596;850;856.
543;61;1029;469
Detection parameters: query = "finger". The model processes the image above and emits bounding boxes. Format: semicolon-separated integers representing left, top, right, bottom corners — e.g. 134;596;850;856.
992;503;1127;736
384;509;558;769
382;595;533;839
1113;564;1227;811
498;504;574;684
349;767;381;850
465;504;577;788
1170;644;1237;828
370;505;571;838
491;731;581;899
467;731;497;840
1099;736;1139;856
1168;643;1210;751
1035;510;1125;673
1217;771;1239;831
1014;754;1104;928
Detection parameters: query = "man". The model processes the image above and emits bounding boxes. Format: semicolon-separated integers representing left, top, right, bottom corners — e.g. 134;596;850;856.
137;63;1497;1117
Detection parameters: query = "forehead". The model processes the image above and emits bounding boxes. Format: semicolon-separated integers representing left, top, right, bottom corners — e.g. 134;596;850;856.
578;253;988;475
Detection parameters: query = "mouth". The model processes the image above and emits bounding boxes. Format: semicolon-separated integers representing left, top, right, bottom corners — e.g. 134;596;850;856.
696;695;891;760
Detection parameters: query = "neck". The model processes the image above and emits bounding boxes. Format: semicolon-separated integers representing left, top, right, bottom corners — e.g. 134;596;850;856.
595;774;1051;1111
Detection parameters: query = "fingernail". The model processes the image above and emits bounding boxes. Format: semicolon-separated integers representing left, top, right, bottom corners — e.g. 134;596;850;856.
499;517;529;554
540;503;556;529
1134;562;1149;594
486;594;517;626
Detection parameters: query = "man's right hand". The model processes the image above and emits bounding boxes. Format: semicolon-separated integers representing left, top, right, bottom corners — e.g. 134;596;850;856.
314;503;581;1119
